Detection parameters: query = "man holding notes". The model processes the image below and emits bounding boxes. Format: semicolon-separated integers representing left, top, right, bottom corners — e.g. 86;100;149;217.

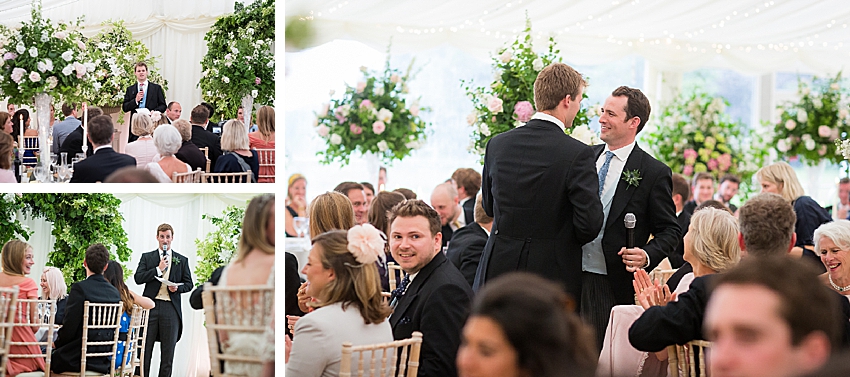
134;223;193;377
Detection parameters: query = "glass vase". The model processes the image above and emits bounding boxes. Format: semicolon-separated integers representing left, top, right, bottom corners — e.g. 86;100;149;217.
34;92;52;182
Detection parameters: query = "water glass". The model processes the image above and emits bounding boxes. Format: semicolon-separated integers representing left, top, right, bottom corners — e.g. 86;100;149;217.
293;217;309;238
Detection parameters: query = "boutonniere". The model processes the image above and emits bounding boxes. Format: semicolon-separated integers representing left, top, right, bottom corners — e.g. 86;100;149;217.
622;169;642;189
171;257;180;265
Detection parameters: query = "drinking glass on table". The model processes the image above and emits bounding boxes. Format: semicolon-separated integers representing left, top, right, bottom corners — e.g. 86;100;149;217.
75;152;85;161
293;217;309;238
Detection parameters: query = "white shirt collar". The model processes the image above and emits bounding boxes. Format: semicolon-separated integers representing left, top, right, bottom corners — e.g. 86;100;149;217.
138;80;149;89
530;112;565;131
94;145;112;153
603;140;637;162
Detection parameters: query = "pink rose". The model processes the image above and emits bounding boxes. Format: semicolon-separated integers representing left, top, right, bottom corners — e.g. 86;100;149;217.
513;101;534;123
350;124;362;134
347;224;386;265
683;165;694;176
818;125;832;138
360;99;373;109
487;96;504;114
372;121;386;135
831;128;840;141
819;145;828;156
356;81;367;93
74;62;86;78
317;124;330;137
255;77;261;85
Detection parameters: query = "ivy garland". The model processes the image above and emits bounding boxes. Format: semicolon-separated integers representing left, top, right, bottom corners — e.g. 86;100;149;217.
193;204;246;286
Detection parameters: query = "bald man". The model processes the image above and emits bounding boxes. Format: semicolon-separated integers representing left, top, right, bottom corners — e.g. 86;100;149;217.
431;182;465;248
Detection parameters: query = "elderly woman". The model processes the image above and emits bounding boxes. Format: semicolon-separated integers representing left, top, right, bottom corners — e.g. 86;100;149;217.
144;124;191;183
814;220;850;297
285;174;307;237
457;272;597;377
0;132;15;183
213;120;259;183
598;207;740;377
757;161;831;271
125;113;157;168
249;106;275;182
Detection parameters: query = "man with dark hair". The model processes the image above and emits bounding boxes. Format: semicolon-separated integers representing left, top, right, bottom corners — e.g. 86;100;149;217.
361;181;376;207
451;168;482;225
165;101;182;123
714;174;740;212
668;173;692;268
104;167;160;183
69;115;136;183
393;188;416;199
334;181;368;224
172;119;206;172
684;172;715;215
388;199;472;377
189;104;222;166
52;243;121;375
446;193;493;287
59;106;103;158
122;61;166;143
51;102;80;154
134;223;193;377
836;177;850;220
201;102;220;133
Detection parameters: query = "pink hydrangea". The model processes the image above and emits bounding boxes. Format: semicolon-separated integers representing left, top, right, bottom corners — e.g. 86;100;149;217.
350;124;362;134
683;165;694;176
513;101;534;123
683;149;697;160
372;121;386;135
360;99;373;109
707;158;719;171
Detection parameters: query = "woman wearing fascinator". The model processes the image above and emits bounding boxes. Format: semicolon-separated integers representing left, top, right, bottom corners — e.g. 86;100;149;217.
285;224;394;377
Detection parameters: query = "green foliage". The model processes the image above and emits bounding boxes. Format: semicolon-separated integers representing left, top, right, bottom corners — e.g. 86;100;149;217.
16;194;131;286
315;53;429;166
0;194;32;246
194;204;246;286
773;73;850;165
199;0;274;121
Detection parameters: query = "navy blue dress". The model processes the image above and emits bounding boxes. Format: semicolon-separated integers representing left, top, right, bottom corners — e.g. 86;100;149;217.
794;195;832;273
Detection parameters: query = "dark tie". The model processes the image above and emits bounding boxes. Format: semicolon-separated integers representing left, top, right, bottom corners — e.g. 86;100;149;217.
598;151;615;197
162;251;168;272
390;274;410;308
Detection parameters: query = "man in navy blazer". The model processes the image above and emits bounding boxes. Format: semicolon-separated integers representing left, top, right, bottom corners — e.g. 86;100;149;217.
133;223;193;377
69;115;136;183
446;193;492;287
123;61;166;143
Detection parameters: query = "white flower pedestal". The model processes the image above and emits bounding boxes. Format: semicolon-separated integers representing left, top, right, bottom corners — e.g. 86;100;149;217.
34;92;52;182
241;94;253;131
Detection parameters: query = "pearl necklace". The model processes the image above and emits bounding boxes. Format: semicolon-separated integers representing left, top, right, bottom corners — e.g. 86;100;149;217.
829;275;850;292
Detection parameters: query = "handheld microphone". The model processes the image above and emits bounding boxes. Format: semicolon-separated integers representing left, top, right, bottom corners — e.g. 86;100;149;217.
625;213;636;249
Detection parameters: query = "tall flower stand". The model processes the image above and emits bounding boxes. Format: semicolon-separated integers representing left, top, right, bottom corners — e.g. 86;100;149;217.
34;92;52;182
241;94;253;131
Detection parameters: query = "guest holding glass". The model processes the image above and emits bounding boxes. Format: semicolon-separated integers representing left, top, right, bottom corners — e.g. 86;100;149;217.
103;260;154;370
125;113;157;168
39;267;67;325
213;120;258;183
145;124;191;183
0;240;46;376
286;174;308;237
248;105;274;182
0;132;16;183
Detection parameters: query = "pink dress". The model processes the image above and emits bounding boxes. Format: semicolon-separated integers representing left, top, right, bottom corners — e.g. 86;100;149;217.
7;278;45;376
248;132;274;183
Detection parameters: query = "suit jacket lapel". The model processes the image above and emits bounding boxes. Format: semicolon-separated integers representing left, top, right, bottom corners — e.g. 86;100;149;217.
389;252;446;327
607;145;645;229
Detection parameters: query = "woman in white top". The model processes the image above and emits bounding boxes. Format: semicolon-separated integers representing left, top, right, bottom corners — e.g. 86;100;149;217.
125;113;157;168
285;224;394;377
145;124;190;183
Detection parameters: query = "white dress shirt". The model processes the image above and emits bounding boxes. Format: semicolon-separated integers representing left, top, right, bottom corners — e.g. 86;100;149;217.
529;112;566;131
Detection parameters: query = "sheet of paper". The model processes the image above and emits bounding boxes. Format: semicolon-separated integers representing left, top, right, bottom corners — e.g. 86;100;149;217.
156;276;183;287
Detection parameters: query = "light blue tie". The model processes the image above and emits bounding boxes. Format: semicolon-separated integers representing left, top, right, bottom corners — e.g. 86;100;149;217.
598;151;615;197
139;83;147;108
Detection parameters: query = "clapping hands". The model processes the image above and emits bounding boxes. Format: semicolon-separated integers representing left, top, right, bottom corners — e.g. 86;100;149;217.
633;269;676;310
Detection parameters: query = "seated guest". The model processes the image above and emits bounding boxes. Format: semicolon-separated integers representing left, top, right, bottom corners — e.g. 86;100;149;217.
190;104;222;165
367;190;407;291
125;112;157;168
165;101;182;123
387;199;473;376
249;105;275;183
458;273;597;377
0;240;46;375
452;168;482;226
237;106;258;132
666;200;733;291
213;120;258;183
172;119;206;172
814;220;850;298
334;182;368;225
0;111;12;134
361;182;375;207
51;103;81;154
394;188;417;199
16;109;37;165
201;102;220;134
69;115;136;183
714;174;741;212
683;172;714;215
52;244;121;375
285;174;308;237
39;267;68;325
446;193;493;288
430;182;465;248
0;132;16;183
668;173;692;268
285;226;393;375
59;106;102;158
104;167;159;183
705;257;839;377
145;124;191;183
103;260;154;370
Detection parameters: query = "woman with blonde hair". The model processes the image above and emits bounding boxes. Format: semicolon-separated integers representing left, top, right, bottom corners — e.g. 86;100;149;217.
0;132;15;183
125;113;157;168
285;174;307;237
286;225;393;376
0;240;46;375
39;267;68;324
213;120;259;182
308;191;356;238
145;124;191;183
756;161;831;270
249;106;274;182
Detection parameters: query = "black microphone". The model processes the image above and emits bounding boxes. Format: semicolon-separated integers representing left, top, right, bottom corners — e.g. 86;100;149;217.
625;213;636;249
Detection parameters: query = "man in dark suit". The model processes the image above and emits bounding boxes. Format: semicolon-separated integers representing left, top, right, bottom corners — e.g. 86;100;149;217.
451;168;481;226
473;63;604;303
668;173;692;269
134;223;193;377
172;119;207;171
189;104;222;167
52;244;121;375
581;86;681;350
431;182;465;249
388;200;472;377
165;101;182;124
683;172;715;215
59;106;103;158
446;193;492;287
122;61;166;143
69;115;136;183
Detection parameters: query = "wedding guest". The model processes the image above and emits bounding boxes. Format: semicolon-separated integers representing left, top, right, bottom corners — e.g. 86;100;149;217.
125;113;157;168
452;168;482;226
51;103;80;154
213;120;258;183
0;111;12;134
201;102;220;134
714;174;741;212
394;188;417;200
69;115;136;183
103;260;154;370
668;173;692;268
757;161;832;272
145;124;191;183
814;220;850;297
237;106;257;132
248;105;274;182
458;273;596;377
361;182;375;207
59;106;102;158
367;190;407;290
285;226;393;376
122;61;166;143
104;167;160;183
836;178;850;220
431;182;465;248
0;132;16;183
379;166;387;190
15;109;37;165
7;103;15;114
334;182;368;225
165;102;182;123
285;174;307;237
39;267;68;325
683;172;714;215
446;193;493;288
171;119;206;172
189;104;222;166
308;191;356;241
0;240;46;375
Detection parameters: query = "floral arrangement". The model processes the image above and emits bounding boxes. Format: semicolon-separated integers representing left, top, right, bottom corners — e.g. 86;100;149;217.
85;20;167;109
0;1;94;104
772;73;850;165
315;57;429;166
462;16;595;156
347;224;386;265
199;0;274;121
645;91;749;181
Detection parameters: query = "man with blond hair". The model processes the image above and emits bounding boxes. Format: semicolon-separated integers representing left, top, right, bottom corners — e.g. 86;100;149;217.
473;63;604;305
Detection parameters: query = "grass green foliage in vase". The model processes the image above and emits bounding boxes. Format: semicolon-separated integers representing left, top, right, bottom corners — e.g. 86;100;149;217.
194;204;246;286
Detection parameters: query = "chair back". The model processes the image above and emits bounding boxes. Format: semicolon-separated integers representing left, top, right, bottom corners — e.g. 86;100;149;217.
0;287;19;377
172;169;203;183
117;305;150;377
9;298;56;376
202;284;274;377
339;331;423;377
198;147;209;159
387;262;403;292
667;340;711;377
202;172;252;183
205;159;211;173
254;148;274;182
20;136;39;166
78;302;122;376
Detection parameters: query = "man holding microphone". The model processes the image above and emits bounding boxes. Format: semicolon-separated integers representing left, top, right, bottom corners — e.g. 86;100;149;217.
122;62;166;143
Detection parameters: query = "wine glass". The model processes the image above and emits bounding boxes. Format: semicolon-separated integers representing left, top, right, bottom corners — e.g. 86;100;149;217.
293;217;309;239
58;164;71;182
33;166;46;183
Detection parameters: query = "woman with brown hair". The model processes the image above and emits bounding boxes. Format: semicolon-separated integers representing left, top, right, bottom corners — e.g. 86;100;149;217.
249;106;275;182
0;132;16;183
0;240;46;375
308;191;356;238
0;111;12;134
103;260;154;370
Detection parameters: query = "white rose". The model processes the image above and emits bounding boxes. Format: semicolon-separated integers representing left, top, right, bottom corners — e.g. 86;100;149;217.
486;96;504;113
804;138;816;151
37;61;48;72
47;76;58;89
247;27;255;35
75;40;85;50
466;111;478;126
812;98;823;109
28;71;40;82
797;109;808;123
28;47;37;57
330;134;343;145
377;108;394;123
15;44;24;54
53;31;66;40
222;76;230;83
251;90;258;98
231;46;239;55
785;119;796;130
532;57;544;71
61;65;73;76
499;51;512;63
405;141;420;149
777;138;789;152
374;86;385;96
570;125;594;145
40;34;48;43
84;62;94;72
377;140;389;151
478;123;491;137
61;50;73;62
317;125;330;137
